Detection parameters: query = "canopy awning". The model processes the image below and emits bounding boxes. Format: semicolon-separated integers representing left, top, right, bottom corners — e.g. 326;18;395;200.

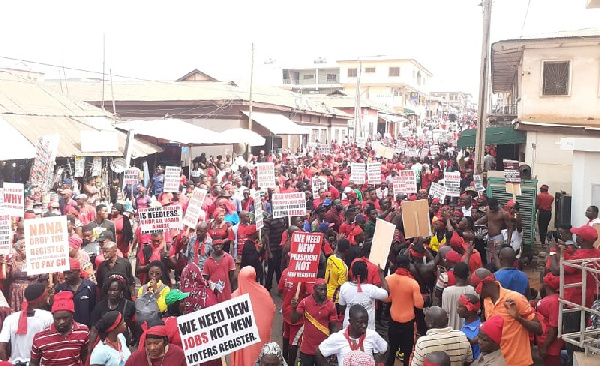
404;107;416;115
242;111;308;135
115;119;237;145
457;125;526;148
219;128;266;146
379;114;408;124
0;118;36;160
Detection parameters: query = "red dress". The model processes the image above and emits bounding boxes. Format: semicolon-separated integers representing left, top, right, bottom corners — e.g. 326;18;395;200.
112;216;128;256
202;253;235;302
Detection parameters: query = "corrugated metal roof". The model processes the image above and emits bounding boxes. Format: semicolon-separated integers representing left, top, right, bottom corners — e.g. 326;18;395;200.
114;119;238;145
241;111;309;135
307;94;403;115
0;71;161;158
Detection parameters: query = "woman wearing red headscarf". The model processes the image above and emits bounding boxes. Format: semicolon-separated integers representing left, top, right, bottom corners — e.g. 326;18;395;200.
230;266;275;366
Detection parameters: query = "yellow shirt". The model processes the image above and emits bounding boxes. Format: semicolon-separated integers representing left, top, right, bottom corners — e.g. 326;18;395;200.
429;233;447;252
325;254;347;303
138;280;170;312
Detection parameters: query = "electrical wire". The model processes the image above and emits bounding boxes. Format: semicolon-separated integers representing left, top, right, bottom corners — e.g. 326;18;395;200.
519;0;533;39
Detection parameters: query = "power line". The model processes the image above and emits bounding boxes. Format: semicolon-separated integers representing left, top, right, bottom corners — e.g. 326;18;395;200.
519;0;533;39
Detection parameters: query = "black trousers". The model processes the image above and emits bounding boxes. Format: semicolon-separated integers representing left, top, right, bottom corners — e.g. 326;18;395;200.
538;209;552;244
265;249;282;291
300;352;318;366
387;319;415;366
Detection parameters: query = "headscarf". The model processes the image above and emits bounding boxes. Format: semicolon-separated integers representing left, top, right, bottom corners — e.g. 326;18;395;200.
342;350;375;366
254;342;288;366
458;294;480;312
449;231;466;250
69;236;82;250
180;263;218;314
471;272;495;294
231;267;276;366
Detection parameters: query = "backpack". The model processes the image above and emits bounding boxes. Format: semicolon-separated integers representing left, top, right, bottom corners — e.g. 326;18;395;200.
134;285;165;326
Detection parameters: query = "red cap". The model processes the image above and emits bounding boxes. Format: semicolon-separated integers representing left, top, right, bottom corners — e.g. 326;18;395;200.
449;232;466;249
479;316;505;344
52;291;75;313
571;225;598;242
445;250;462;263
543;272;560;291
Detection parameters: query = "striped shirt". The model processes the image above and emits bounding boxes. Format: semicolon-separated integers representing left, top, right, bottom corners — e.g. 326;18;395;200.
410;327;473;366
31;322;90;366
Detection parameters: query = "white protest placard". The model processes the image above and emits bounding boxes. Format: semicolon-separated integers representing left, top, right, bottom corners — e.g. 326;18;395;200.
256;162;276;189
139;205;183;234
123;167;140;186
420;148;429;159
429;182;446;201
0;211;11;255
182;188;207;228
29;135;59;190
3;183;24;217
473;175;485;192
369;219;396;267
253;191;264;230
430;145;440;156
24;216;69;275
356;137;367;149
178;293;260;365
395;140;407;154
92;157;102;177
74;157;85;178
503;160;521;183
311;176;328;196
350;163;366;185
367;162;381;185
317;144;332;155
406;147;418;157
444;172;461;197
164;166;181;193
272;192;306;218
398;170;418;194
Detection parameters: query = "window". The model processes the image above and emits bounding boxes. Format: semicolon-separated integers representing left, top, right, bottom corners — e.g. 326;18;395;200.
389;67;400;77
303;74;315;80
365;67;375;73
542;61;570;95
326;74;337;82
348;68;357;77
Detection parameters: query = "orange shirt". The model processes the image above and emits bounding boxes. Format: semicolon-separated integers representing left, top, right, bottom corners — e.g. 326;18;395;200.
483;283;536;366
384;274;424;323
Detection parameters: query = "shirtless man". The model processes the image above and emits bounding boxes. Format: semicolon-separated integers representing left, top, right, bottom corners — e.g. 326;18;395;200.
476;198;512;265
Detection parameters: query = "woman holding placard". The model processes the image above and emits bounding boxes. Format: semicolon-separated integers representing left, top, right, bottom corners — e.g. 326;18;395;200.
7;240;48;312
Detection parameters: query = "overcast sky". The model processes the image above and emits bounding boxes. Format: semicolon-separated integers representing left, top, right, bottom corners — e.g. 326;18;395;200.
1;0;599;95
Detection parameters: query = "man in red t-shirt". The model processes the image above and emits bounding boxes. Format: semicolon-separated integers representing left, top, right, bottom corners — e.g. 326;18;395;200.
278;266;308;366
236;211;256;262
536;184;554;244
291;279;339;366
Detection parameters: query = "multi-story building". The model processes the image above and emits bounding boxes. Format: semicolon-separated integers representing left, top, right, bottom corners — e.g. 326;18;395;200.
428;91;472;118
490;28;600;227
337;56;432;119
280;58;342;95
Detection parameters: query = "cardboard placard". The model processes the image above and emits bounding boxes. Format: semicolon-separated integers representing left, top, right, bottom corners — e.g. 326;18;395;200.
0;211;11;255
503;160;521;183
182;188;207;228
367;162;381;185
272;192;306;218
256;162;276;189
369;219;396;268
473;175;485;192
3;183;24;217
24;216;69;275
444;172;461;197
311;176;328;196
350;163;366;185
253;191;263;230
139;205;183;234
164;166;181;193
123;168;140;186
288;232;322;281
177;294;260;365
401;199;432;238
375;145;394;159
74;157;85;178
429;182;446;201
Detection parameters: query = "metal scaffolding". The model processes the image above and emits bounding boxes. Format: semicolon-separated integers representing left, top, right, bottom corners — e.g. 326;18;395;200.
558;256;600;355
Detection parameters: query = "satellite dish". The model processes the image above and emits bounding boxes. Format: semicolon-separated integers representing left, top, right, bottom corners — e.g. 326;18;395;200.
110;158;126;173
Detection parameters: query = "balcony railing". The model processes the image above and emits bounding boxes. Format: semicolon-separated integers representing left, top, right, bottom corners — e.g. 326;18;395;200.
491;104;518;116
283;79;300;85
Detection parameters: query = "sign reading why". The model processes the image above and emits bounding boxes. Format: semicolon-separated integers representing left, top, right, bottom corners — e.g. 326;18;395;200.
272;192;306;218
256;162;276;189
503;160;521;183
164;166;181;193
444;172;461;197
0;211;11;255
311;176;328;196
24;216;69;275
182;188;207;228
178;294;260;365
3;183;24;217
350;163;366;185
288;232;322;281
139;205;183;234
123;168;140;186
367;162;381;184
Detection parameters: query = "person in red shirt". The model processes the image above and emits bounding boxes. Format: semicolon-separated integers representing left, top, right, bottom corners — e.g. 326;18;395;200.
290;279;339;366
536;184;554;244
535;273;564;366
235;211;256;261
278;264;308;365
202;239;236;303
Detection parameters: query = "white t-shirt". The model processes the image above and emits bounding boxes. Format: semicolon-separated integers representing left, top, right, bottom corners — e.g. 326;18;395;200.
339;283;388;330
319;328;387;366
0;309;54;364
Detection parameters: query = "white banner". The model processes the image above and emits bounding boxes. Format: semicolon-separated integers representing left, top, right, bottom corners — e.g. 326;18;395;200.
3;183;24;217
256;163;276;189
139;205;183;234
429;182;447;201
92;157;102;177
350;163;366;185
74;157;85;178
444;172;461;197
24;216;69;275
272;192;306;218
316;144;332;155
311;176;328;197
253;191;263;230
164;166;181;193
182;189;207;228
393;170;417;196
367;162;381;185
0;211;11;255
430;145;440;156
473;175;485;192
123;168;140;186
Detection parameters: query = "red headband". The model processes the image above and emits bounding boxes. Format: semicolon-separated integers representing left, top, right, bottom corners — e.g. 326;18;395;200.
410;248;426;259
459;294;480;312
471;272;495;294
106;313;123;333
17;290;47;335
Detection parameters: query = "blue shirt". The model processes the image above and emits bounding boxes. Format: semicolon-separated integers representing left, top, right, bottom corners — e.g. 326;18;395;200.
151;173;164;196
461;318;481;359
495;268;529;295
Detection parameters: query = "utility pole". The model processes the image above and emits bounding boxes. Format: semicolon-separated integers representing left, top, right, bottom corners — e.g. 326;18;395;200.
474;0;492;174
353;60;363;142
246;43;255;161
